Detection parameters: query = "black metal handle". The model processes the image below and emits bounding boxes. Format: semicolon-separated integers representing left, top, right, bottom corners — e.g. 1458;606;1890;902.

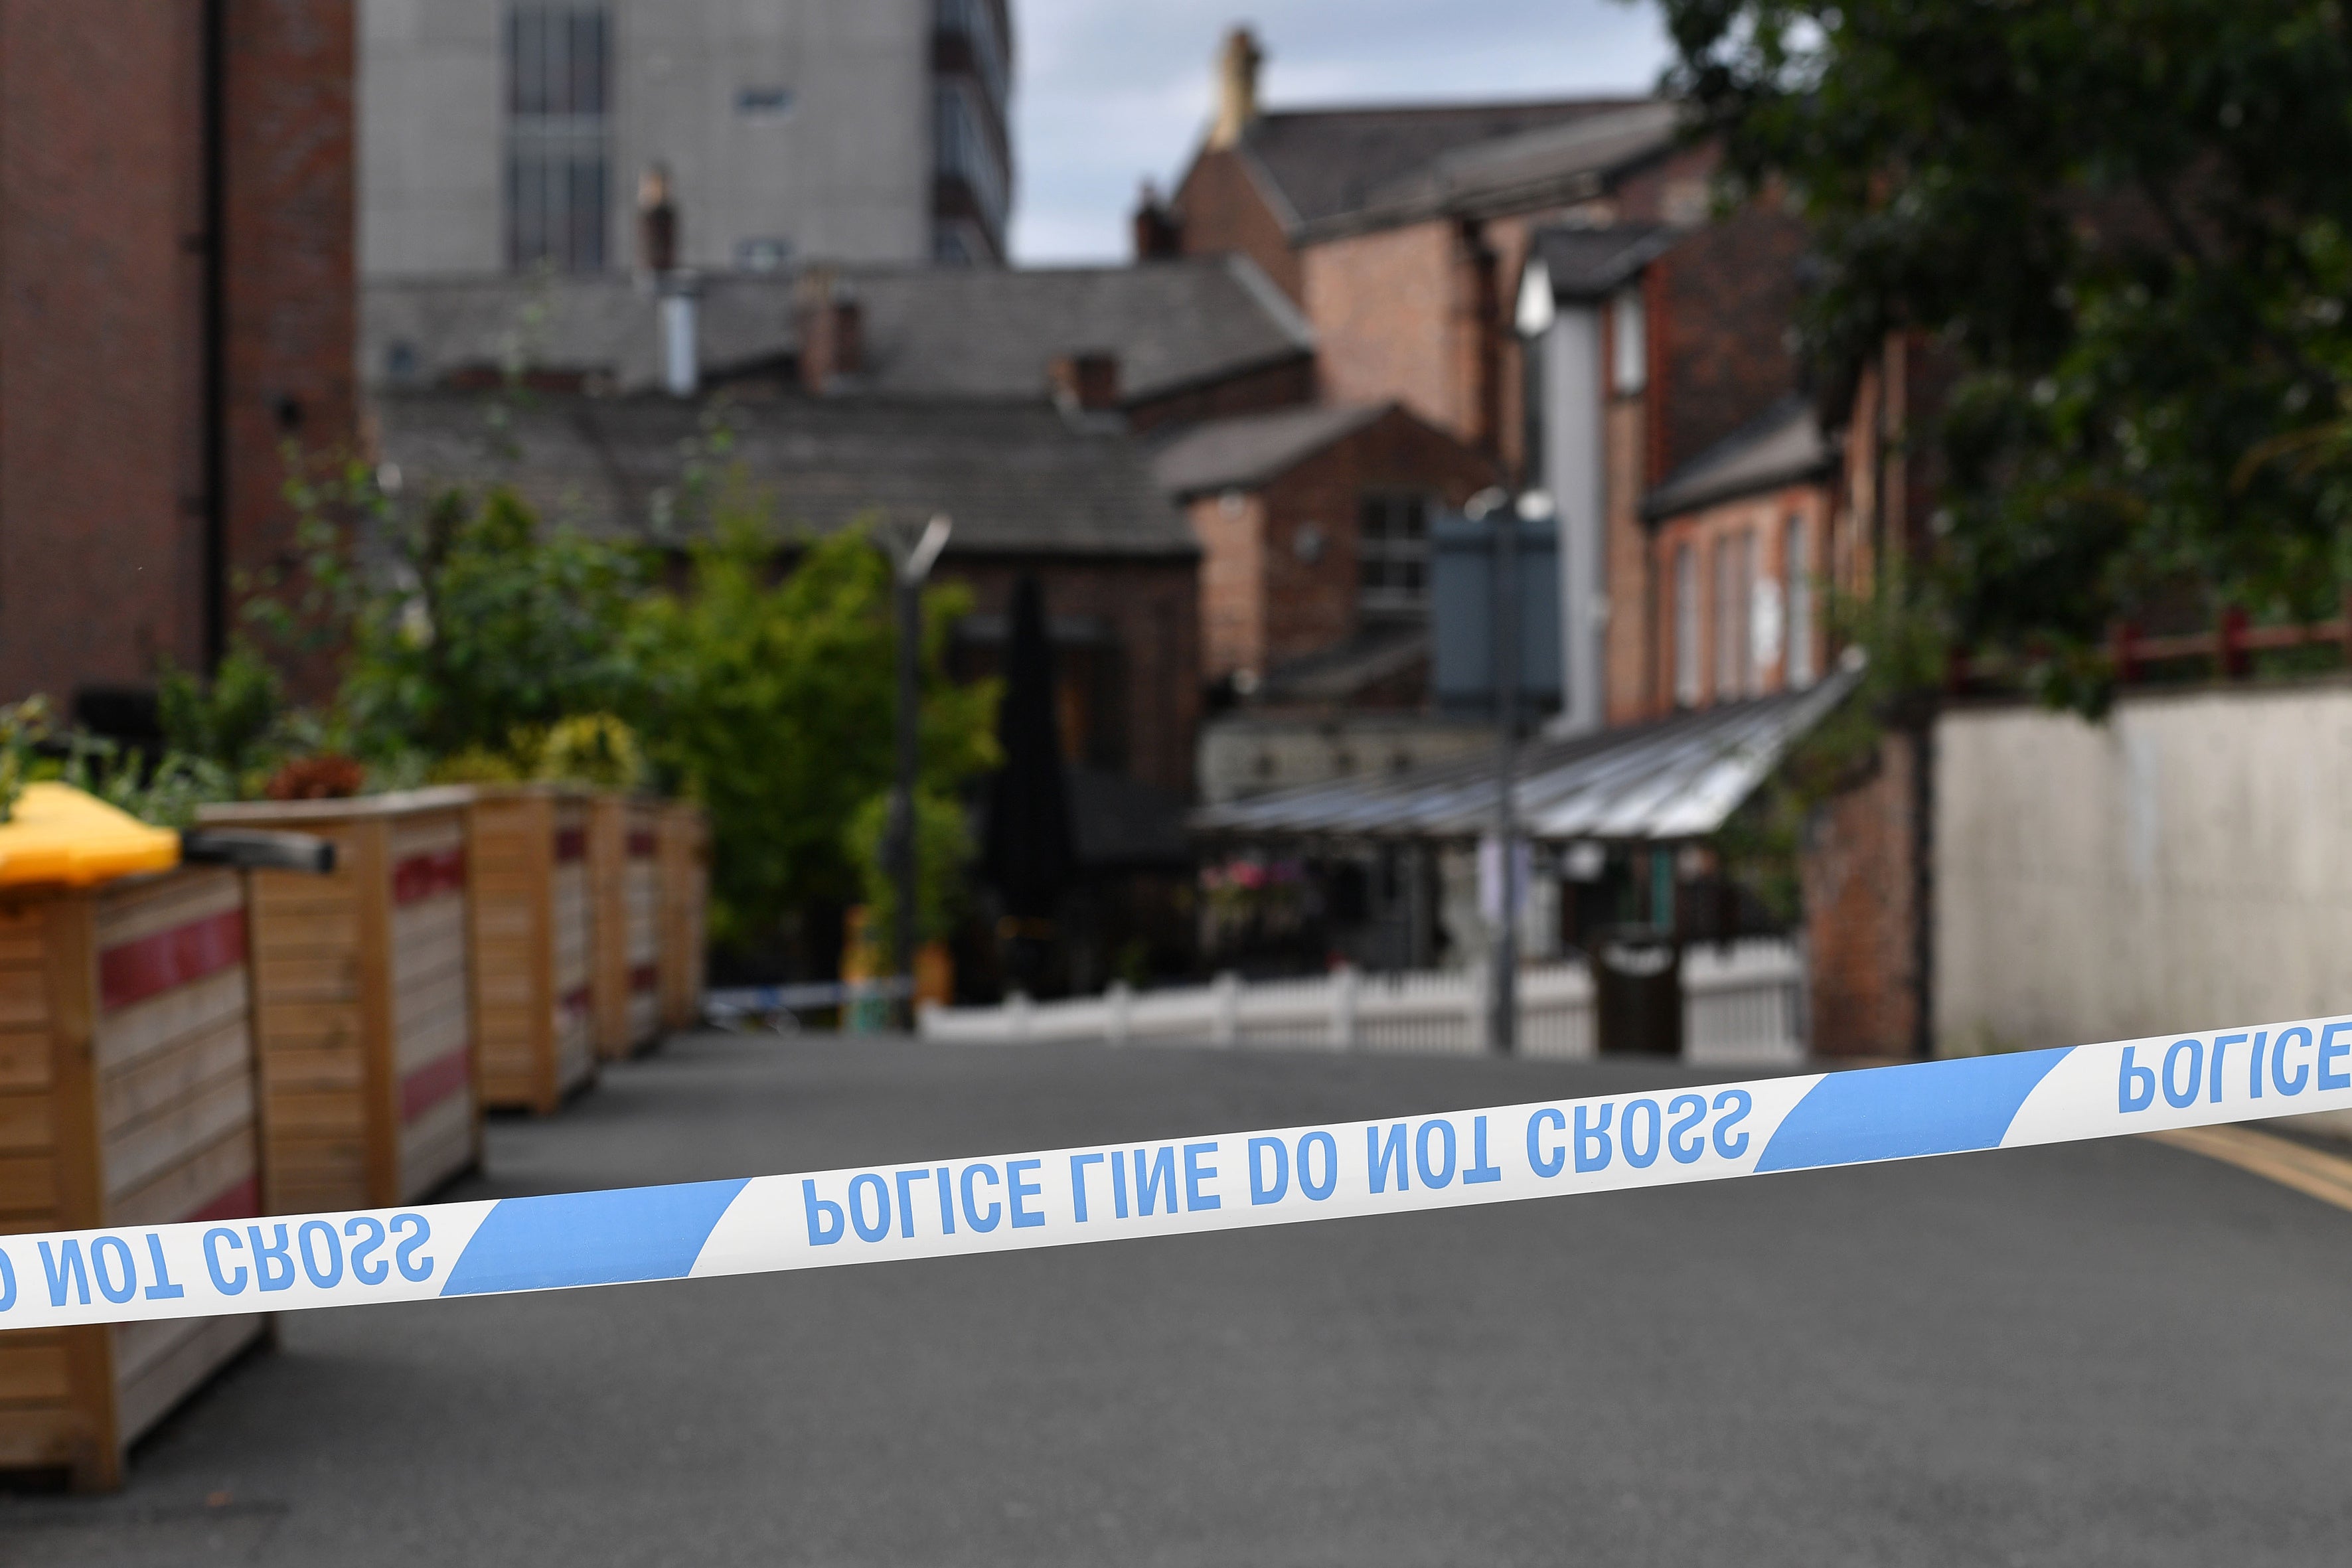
179;828;337;875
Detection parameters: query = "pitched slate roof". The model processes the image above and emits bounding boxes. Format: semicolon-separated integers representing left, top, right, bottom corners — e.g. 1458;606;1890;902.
371;389;1196;558
842;255;1312;403
1149;402;1393;499
361;254;1312;404
1525;223;1680;299
1220;97;1653;232
1309;101;1684;237
1643;396;1834;519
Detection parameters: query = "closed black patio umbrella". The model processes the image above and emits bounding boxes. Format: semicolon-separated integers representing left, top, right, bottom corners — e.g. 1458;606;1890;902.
982;576;1074;988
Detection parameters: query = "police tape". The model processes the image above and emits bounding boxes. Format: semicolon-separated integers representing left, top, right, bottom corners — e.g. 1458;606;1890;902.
5;1013;2351;1330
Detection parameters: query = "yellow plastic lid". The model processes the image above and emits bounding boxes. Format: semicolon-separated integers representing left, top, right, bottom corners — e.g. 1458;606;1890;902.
0;783;183;889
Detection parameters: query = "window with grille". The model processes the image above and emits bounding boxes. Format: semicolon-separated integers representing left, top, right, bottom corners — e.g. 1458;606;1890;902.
1783;513;1815;686
1713;530;1754;700
1673;543;1699;706
1358;493;1432;613
1611;285;1646;394
507;5;610;273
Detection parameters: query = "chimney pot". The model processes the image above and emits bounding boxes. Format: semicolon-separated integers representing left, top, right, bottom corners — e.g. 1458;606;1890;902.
1209;27;1263;151
1049;351;1121;415
638;163;680;275
798;280;864;394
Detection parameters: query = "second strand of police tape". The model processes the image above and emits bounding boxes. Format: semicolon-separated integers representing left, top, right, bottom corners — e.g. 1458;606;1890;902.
5;1014;2348;1330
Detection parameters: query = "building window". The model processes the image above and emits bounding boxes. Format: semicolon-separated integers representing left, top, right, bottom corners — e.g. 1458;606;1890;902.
933;81;1008;246
1673;542;1699;707
1611;285;1646;394
1783;512;1815;686
507;5;610;273
1713;530;1754;700
934;0;1010;118
1360;493;1431;613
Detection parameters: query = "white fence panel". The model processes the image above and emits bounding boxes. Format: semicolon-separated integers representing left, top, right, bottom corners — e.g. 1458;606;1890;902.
919;939;1804;1063
1682;938;1806;1065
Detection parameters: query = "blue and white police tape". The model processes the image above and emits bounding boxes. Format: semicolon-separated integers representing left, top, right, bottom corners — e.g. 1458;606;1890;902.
6;1012;2351;1329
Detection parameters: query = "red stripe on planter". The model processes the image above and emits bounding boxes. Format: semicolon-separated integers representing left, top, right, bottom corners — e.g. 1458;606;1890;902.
182;1176;260;1226
393;846;466;905
554;828;588;863
629;963;659;994
99;909;247;1012
400;1045;473;1122
627;830;657;858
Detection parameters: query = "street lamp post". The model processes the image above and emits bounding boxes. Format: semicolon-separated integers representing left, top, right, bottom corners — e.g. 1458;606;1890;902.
1468;487;1520;1056
888;512;953;1030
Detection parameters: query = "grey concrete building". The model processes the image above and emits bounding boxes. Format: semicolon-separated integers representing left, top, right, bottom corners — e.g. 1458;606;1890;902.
360;0;1011;278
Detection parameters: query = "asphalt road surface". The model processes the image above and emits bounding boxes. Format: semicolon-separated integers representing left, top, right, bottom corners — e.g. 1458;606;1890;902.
8;1031;2352;1567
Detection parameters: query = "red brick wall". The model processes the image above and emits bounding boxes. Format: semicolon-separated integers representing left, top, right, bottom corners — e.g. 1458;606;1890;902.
223;0;357;697
1603;396;1654;724
1190;491;1267;682
0;0;354;708
1253;408;1498;672
1649;479;1832;717
943;555;1202;799
1802;728;1924;1058
1651;202;1810;482
1186;406;1498;689
0;1;211;700
1170;147;1303;303
1302;222;1469;445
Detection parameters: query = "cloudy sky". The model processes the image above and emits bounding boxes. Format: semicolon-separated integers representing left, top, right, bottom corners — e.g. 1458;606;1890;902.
1008;0;1676;264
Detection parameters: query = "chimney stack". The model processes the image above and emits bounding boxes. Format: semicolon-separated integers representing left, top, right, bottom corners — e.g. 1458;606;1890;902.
797;272;864;394
1132;180;1182;260
1049;352;1121;416
1209;27;1263;151
638;163;679;275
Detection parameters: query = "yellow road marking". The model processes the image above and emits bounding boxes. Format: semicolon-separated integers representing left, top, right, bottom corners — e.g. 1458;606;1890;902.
2152;1124;2352;1216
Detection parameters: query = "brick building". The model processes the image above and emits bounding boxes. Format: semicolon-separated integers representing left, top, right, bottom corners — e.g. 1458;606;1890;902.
1144;28;1718;486
1152;402;1498;695
0;0;357;714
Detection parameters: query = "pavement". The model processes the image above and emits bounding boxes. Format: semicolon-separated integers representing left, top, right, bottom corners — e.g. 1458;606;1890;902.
8;1031;2352;1567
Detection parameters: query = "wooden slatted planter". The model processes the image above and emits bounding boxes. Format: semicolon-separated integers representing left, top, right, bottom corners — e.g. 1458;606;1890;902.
657;803;710;1034
0;867;267;1490
196;789;481;1213
591;797;663;1060
462;788;596;1114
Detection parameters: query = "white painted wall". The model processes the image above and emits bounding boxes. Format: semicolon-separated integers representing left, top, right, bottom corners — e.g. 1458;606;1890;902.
362;0;506;275
1535;305;1604;736
360;0;935;280
1935;683;2352;1055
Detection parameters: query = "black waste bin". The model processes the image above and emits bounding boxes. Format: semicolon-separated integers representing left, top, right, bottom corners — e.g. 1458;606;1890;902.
1595;928;1682;1056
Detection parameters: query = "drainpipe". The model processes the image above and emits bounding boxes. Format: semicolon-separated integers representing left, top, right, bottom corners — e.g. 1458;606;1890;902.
200;0;230;670
660;277;699;398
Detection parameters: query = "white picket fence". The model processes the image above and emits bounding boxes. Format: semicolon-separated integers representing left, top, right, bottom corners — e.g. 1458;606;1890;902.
919;937;1806;1064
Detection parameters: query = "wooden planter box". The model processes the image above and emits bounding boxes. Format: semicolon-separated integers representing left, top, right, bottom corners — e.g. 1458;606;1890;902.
657;803;710;1033
462;788;596;1115
0;867;267;1490
591;797;663;1060
196;789;481;1212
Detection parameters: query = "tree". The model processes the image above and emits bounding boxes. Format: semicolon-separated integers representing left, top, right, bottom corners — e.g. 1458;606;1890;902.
627;495;998;959
1661;0;2352;706
339;488;649;760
